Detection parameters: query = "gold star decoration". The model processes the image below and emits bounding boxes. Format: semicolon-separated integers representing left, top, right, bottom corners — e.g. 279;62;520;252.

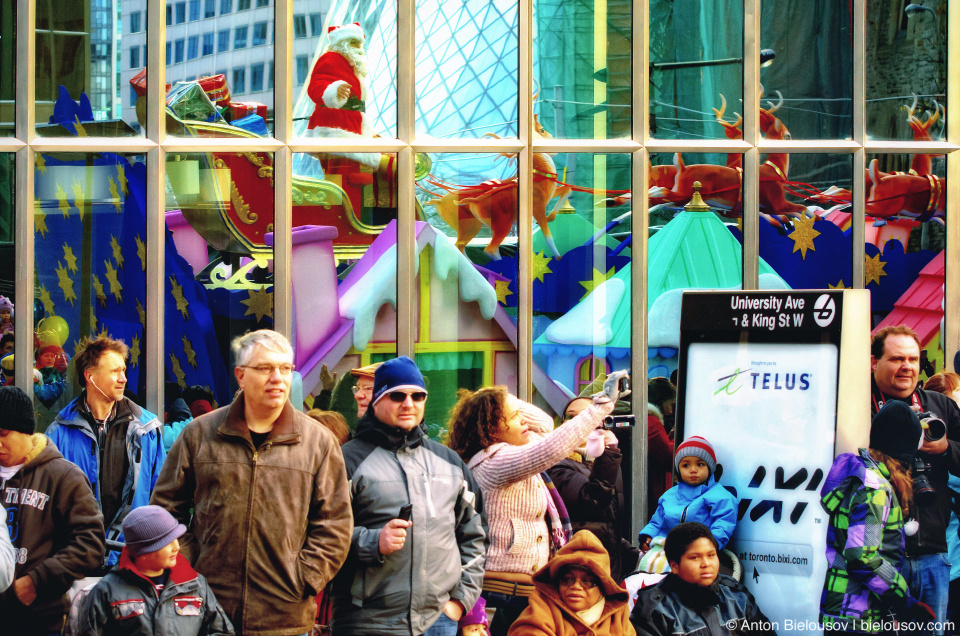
117;162;129;197
63;243;78;273
108;177;123;213
579;266;617;300
182;335;198;369
532;250;553;284
72;178;88;222
129;334;141;370
864;253;887;286
135;235;146;271
35;153;46;175
56;183;71;219
788;215;820;260
169;277;190;320
38;285;55;316
104;259;123;304
73;115;87;137
110;236;124;269
55;261;76;305
35;205;49;238
169;352;187;389
136;298;146;327
241;286;273;323
92;274;108;307
73;338;86;357
494;280;513;305
90;306;99;334
829;279;846;290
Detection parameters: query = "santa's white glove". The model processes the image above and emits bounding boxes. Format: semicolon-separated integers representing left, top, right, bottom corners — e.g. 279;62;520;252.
593;370;630;404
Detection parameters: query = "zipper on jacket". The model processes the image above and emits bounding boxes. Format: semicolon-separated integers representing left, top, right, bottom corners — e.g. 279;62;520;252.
240;439;265;629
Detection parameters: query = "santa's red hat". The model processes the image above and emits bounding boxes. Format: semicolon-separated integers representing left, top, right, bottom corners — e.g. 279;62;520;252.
326;23;364;46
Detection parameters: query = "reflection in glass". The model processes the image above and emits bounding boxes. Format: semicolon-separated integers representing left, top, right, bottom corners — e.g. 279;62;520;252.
163;151;275;421
37;2;146;136
538;0;631;139
414;153;524;437
32;153;147;429
863;153;946;379
0;155;13;393
867;1;946;141
0;4;14;134
760;0;852;140
755;154;853;290
287;152;399;430
649;0;743;141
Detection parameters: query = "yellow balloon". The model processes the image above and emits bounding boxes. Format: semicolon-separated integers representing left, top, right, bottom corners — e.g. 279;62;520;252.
37;316;69;347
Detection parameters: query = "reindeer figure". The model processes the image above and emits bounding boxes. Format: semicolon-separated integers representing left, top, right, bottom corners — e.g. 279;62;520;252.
428;114;570;260
906;94;942;176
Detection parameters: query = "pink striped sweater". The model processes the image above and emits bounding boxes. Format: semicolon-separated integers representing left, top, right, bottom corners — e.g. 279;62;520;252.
466;399;615;576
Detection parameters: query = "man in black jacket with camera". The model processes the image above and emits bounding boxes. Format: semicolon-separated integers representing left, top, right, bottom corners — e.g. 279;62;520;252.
871;325;960;634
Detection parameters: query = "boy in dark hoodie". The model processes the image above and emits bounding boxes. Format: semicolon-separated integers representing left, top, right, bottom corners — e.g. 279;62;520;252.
80;505;233;635
631;523;776;636
0;385;105;635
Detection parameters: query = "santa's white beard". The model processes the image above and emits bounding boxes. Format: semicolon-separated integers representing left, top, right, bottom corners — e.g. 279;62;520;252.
329;42;369;78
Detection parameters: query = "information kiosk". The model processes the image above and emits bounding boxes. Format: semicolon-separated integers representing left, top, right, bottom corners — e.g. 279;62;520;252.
675;289;871;635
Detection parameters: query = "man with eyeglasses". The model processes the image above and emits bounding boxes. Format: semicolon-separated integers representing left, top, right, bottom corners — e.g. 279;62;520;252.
349;362;380;419
331;356;487;636
151;329;353;636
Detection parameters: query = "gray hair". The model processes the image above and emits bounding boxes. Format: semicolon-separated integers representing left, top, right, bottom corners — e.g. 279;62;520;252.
231;330;293;368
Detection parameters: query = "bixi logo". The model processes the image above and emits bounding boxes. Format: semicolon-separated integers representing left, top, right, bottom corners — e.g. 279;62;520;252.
813;294;836;328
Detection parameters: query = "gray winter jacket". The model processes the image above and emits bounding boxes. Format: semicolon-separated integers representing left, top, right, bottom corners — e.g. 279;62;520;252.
79;550;233;635
0;522;13;593
330;412;487;636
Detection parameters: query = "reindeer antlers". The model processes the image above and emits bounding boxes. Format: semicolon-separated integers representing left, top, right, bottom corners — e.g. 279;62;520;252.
712;94;742;130
906;93;942;132
762;90;783;114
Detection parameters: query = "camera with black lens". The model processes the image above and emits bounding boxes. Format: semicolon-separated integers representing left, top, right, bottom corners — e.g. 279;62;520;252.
912;412;947;507
602;414;635;430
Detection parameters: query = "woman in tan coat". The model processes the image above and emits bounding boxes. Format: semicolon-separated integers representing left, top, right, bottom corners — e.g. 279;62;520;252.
509;530;636;636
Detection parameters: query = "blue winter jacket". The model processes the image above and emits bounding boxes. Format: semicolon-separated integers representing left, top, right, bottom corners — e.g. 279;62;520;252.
640;476;739;548
47;395;166;565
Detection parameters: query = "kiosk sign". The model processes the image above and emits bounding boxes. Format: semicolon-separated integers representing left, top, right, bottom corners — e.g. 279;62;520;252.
676;291;852;636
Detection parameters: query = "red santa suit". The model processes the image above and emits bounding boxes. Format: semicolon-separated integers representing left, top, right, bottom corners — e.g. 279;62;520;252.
307;50;372;139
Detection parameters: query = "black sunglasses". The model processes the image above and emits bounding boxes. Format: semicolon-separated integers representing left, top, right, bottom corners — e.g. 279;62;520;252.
387;391;427;403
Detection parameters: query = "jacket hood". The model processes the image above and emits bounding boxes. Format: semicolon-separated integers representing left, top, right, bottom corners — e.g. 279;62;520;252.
532;529;627;602
21;433;54;468
820;451;879;513
355;410;426;451
118;548;199;585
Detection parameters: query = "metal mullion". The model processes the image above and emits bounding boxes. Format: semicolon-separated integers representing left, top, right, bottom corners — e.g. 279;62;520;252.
517;0;533;400
851;0;866;289
945;3;959;367
644;138;751;154
30;138;158;153
532;138;642;153
757;140;862;154
630;0;650;539
396;0;415;357
861;141;959;154
741;0;761;290
14;0;36;390
288;139;407;153
273;0;293;339
144;0;165;415
159;138;285;153
0;141;26;152
411;140;524;154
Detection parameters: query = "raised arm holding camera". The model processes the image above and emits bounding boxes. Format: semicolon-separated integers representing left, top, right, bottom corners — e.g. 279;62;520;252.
870;326;960;634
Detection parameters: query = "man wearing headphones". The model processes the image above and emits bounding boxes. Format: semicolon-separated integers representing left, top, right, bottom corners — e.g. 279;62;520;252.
46;335;166;571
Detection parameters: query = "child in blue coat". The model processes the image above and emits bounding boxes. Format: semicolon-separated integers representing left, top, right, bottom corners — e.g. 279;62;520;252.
639;436;738;558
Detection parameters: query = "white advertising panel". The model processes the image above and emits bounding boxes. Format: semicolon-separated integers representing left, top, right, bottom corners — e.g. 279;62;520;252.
683;341;838;635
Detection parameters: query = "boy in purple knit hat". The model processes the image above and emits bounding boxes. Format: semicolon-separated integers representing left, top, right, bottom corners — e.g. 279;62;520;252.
80;505;234;635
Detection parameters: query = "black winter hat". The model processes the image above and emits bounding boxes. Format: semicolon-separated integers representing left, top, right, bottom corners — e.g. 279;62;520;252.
0;386;36;434
870;400;922;464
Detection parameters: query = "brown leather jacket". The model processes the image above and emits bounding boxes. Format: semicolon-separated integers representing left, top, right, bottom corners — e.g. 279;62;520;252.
151;393;353;636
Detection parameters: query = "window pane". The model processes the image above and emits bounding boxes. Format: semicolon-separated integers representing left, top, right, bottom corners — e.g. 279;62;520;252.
251;63;265;93
205;0;216;18
218;29;230;53
257;0;269;6
37;2;147;137
187;36;199;61
293;14;398;139
235;26;248;49
163;152;272;414
203;32;214;56
175;39;185;64
0;154;13;394
238;0;251;10
176;2;186;24
189;0;201;21
296;56;309;86
537;0;630;140
253;22;268;47
0;3;14;134
233;68;246;94
221;0;232;15
294;15;307;39
755;154;853;290
291;152;399;428
867;3;946;140
309;13;324;37
865;153;946;379
649;0;743;141
33;152;148;428
759;1;852;140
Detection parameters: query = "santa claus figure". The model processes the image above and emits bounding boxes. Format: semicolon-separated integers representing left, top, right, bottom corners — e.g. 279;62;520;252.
306;23;380;169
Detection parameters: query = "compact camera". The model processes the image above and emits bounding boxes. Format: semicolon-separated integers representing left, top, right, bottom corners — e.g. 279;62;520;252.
602;414;636;430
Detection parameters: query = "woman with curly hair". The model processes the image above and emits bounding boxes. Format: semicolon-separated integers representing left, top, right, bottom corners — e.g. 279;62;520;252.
447;372;629;635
